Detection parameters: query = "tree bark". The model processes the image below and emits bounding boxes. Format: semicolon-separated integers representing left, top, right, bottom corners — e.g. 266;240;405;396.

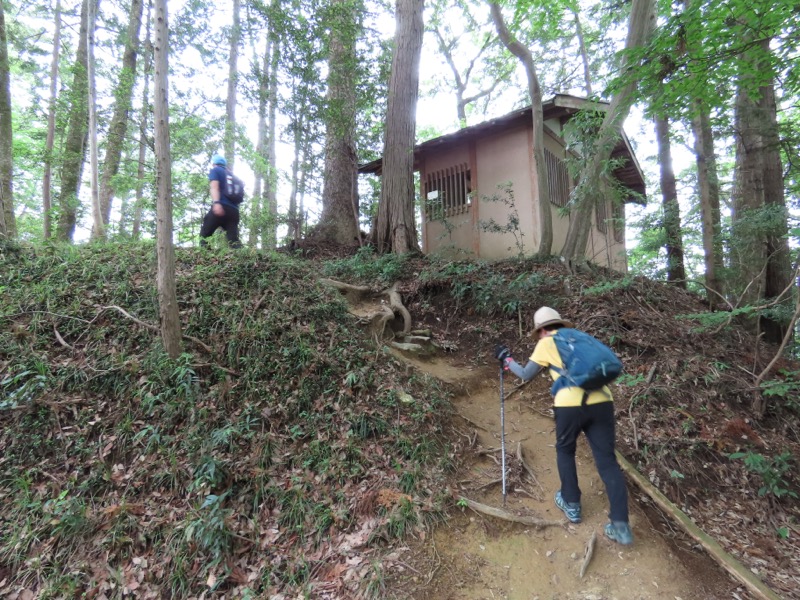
42;0;62;241
655;115;686;287
0;0;14;240
98;0;144;232
56;0;91;242
489;2;552;256
249;33;269;248
374;0;424;255
87;0;104;240
153;0;182;358
224;0;240;166
318;0;361;246
731;37;791;344
561;0;656;262
131;2;152;240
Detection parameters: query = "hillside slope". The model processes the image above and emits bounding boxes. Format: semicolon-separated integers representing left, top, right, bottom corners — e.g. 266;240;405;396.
1;243;798;599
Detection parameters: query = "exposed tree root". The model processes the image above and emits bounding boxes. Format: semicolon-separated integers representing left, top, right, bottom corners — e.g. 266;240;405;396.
458;497;564;530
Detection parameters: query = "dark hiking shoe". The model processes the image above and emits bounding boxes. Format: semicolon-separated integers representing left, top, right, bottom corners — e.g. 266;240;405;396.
554;490;582;523
605;521;634;545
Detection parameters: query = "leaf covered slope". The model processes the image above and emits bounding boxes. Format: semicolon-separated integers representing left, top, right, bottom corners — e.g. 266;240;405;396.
0;244;453;598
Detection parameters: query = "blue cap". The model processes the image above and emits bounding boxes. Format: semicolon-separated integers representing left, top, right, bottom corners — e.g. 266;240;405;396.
211;154;227;166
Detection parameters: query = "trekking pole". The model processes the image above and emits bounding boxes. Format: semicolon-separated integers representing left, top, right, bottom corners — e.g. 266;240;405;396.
499;363;507;507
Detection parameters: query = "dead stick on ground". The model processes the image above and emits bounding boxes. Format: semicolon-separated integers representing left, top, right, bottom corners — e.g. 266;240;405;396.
579;530;597;578
103;305;214;355
459;497;564;530
504;380;530;400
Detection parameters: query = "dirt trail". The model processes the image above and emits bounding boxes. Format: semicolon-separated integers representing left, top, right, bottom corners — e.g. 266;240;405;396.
390;353;748;600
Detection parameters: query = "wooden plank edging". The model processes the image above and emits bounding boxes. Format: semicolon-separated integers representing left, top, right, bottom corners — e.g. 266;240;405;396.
616;451;783;600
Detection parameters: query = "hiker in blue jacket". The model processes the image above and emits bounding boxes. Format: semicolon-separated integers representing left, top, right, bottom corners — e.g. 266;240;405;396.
496;306;633;546
200;154;241;248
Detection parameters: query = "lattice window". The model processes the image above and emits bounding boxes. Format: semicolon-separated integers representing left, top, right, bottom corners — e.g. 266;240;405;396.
544;148;570;208
424;163;471;219
612;201;624;243
595;199;608;234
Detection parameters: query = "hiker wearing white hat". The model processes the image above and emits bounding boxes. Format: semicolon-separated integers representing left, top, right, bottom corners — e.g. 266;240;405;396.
494;307;633;546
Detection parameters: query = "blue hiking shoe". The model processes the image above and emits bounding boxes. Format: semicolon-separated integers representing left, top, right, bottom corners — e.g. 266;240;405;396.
554;490;582;523
605;521;634;546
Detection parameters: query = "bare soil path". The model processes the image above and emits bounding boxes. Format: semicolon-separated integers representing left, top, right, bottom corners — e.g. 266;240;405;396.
387;353;751;600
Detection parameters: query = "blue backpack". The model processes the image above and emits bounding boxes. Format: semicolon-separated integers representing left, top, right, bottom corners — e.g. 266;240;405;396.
550;328;623;397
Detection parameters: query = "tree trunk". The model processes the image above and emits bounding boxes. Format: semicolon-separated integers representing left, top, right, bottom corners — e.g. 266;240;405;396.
691;101;723;303
318;0;360;246
655;115;686;287
42;0;62;241
573;10;593;97
87;0;104;241
153;0;182;358
56;0;91;242
731;38;791;344
131;1;152;241
490;2;552;256
561;0;656;262
249;32;269;248
224;0;240;165
98;0;144;231
0;0;14;240
374;0;424;255
263;30;279;250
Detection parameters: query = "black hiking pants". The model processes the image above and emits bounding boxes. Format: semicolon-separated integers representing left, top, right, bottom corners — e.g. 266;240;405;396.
553;401;629;523
200;204;241;247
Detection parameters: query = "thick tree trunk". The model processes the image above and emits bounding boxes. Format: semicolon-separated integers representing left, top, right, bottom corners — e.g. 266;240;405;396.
318;0;360;246
98;0;143;231
561;0;656;262
224;0;240;165
374;0;424;255
42;0;62;241
490;2;552;256
731;38;791;344
131;2;152;240
153;0;182;358
655;115;686;287
56;0;91;242
0;0;14;240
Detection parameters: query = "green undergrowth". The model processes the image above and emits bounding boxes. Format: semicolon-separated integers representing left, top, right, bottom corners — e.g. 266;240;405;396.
0;243;454;598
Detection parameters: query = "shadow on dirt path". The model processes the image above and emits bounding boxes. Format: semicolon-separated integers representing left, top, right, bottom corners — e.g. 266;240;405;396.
389;353;750;600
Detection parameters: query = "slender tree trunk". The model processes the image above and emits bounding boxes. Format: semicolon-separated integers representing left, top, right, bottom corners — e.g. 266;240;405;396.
87;0;104;240
573;10;593;97
0;0;14;240
318;0;360;245
561;0;656;262
490;2;552;256
374;0;424;254
655;115;686;286
56;0;91;242
262;31;279;250
99;0;144;231
691;102;723;303
42;0;62;241
224;0;240;165
132;2;152;240
249;32;269;247
153;0;182;358
288;111;302;240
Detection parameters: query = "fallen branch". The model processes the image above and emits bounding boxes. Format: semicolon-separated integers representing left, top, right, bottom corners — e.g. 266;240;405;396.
103;305;213;354
579;530;596;578
458;497;564;529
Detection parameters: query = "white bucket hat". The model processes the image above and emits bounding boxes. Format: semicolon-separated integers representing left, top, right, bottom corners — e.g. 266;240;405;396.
533;306;573;331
